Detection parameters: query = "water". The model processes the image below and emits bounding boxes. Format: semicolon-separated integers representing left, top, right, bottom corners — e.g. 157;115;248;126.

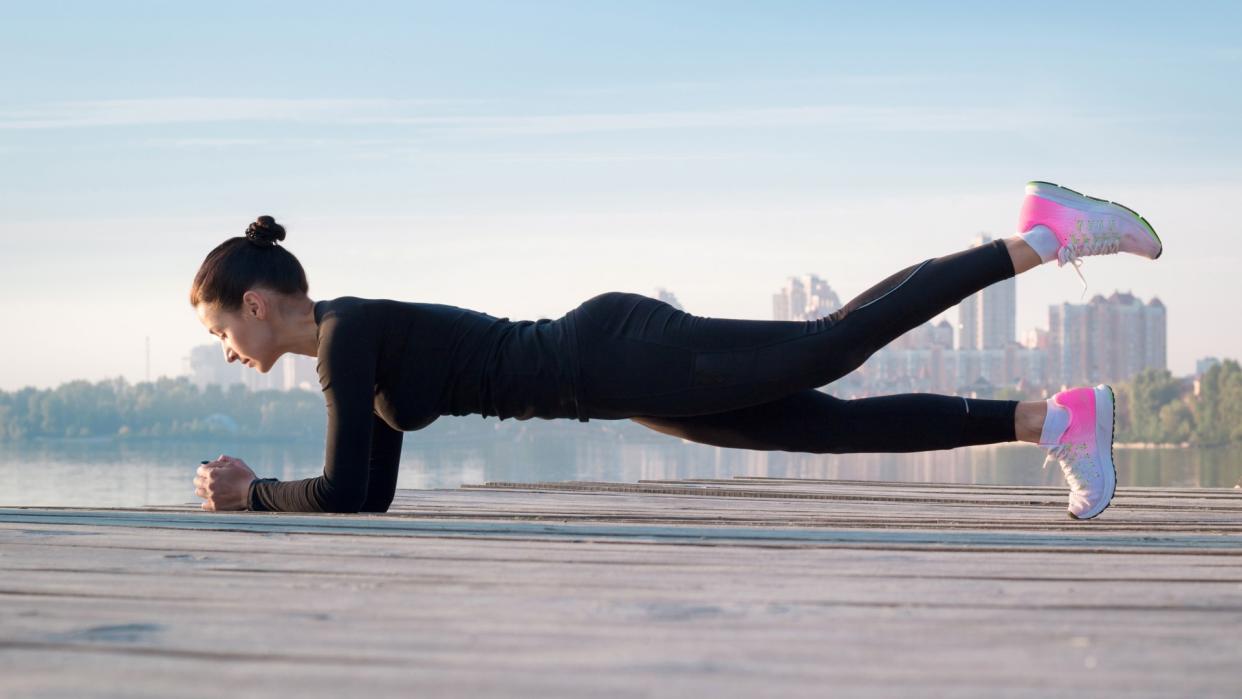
2;432;1239;508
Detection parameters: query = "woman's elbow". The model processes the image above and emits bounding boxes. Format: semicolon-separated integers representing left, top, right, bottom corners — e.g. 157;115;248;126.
322;490;369;514
359;495;393;513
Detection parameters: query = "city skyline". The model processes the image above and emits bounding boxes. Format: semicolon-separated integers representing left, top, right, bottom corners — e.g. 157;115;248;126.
772;268;1170;398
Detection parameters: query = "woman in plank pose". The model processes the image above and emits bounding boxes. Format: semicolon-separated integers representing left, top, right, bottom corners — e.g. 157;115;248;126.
191;181;1162;519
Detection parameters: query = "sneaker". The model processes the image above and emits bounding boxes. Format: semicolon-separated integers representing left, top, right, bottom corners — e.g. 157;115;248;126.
1018;181;1163;294
1039;384;1117;520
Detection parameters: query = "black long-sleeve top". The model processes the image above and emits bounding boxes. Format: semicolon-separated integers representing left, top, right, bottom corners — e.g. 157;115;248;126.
247;296;586;513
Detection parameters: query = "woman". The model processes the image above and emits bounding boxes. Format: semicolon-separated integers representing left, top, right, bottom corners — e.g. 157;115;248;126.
191;181;1162;519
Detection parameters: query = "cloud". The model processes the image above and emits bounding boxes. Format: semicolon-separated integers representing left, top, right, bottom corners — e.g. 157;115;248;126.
114;136;785;162
365;105;1054;134
132;136;429;150
0;97;1149;135
350;149;796;163
541;72;956;97
0;97;484;130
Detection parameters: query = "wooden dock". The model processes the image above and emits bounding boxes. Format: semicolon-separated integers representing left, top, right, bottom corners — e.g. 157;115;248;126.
2;477;1241;697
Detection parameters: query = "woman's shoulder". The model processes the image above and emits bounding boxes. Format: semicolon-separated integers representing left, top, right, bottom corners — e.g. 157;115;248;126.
316;296;475;342
314;296;401;326
318;295;462;318
313;298;392;386
313;297;389;354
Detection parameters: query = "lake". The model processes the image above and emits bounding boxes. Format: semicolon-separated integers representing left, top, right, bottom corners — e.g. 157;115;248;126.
2;422;1239;508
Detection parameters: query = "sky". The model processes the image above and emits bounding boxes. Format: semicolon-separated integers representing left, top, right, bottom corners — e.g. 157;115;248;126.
1;0;1239;391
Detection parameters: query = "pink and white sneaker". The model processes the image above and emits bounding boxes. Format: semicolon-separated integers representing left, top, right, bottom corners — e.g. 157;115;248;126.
1040;384;1118;520
1018;181;1163;294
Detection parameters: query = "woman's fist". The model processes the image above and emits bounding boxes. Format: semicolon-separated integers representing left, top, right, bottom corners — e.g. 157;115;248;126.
194;454;258;512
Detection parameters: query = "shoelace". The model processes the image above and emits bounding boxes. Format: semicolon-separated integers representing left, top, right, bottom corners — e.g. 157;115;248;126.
1056;235;1122;299
1038;441;1092;493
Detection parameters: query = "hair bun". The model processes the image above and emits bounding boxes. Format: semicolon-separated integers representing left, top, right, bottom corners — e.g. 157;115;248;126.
245;215;286;247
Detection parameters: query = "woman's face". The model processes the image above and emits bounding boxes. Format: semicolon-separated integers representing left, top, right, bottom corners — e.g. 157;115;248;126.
195;292;279;373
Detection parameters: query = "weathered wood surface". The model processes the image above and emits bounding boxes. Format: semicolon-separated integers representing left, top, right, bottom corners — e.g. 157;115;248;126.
1;477;1240;698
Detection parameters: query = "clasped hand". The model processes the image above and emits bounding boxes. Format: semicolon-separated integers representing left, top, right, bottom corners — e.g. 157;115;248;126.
194;454;257;512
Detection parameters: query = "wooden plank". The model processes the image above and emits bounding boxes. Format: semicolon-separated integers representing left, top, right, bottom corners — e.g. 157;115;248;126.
3;507;1242;551
1;477;1240;697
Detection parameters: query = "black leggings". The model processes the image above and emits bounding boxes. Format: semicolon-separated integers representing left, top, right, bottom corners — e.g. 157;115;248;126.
567;238;1020;453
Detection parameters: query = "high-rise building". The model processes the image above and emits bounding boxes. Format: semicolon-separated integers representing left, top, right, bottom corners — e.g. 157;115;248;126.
772;274;841;321
1024;328;1051;350
1143;296;1167;374
186;344;319;393
957;233;1016;350
958;293;977;351
186;344;245;390
1047;292;1166;387
846;320;956;395
282;353;320;392
932;319;954;350
654;287;684;311
1196;357;1221;376
242;362;284;392
888;320;954;350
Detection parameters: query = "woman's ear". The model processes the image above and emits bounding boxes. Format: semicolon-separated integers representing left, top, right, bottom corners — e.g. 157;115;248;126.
241;290;269;320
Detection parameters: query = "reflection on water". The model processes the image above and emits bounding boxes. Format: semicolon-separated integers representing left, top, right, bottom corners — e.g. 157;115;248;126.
1;434;1240;508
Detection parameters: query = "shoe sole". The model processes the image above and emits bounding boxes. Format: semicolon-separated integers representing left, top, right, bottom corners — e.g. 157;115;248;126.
1027;180;1163;260
1068;384;1117;520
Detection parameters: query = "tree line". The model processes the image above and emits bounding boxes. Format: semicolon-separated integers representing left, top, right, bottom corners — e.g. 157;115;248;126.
0;376;325;441
1114;359;1242;446
2;360;1240;446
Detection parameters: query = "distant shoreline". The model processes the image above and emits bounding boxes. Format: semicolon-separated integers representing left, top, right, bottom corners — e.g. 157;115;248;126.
15;431;507;447
25;434;309;445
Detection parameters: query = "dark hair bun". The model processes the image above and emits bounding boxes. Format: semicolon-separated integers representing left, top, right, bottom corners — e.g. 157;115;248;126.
245;215;286;248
